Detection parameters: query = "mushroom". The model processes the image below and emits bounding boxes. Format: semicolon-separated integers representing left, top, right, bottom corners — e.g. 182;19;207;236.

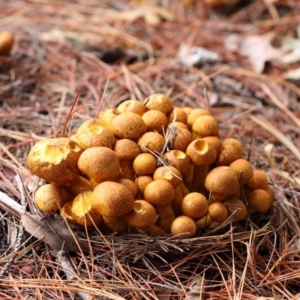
135;175;153;197
123;200;157;228
153;166;182;188
78;147;120;185
215;138;244;166
144;179;175;206
75;124;116;150
170;127;193;152
111;112;146;139
117;99;146;116
132;153;157;176
156;204;176;233
187;108;212;129
35;183;73;212
144;93;173;114
114;139;141;161
223;197;247;221
142;110;168;134
168;108;188;124
27;137;83;184
247;189;272;213
186;139;217;166
229;158;254;182
181;192;209;219
204;166;240;197
208;202;228;223
0;32;14;55
164;150;191;176
71;191;102;226
138;132;165;154
246;169;269;191
192;115;219;138
171;216;196;238
91;181;135;217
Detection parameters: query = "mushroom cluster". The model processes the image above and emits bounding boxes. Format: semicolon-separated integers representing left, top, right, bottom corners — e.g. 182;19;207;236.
27;94;275;238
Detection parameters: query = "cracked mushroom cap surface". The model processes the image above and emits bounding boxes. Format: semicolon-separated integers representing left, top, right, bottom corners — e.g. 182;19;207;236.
27;137;83;183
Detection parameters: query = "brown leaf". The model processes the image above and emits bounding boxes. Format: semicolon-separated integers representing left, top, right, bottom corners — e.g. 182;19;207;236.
22;214;89;252
225;32;286;73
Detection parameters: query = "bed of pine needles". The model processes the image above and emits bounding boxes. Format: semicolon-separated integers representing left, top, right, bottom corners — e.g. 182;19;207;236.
0;0;300;299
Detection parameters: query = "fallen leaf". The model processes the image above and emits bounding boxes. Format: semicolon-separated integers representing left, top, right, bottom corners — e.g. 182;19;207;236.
283;67;300;80
224;32;286;73
22;214;89;252
278;26;300;64
178;43;220;66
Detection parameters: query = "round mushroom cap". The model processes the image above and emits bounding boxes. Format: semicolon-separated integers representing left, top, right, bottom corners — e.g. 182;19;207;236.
171;216;196;238
35;183;73;212
27;137;83;183
144;93;173;114
205;166;240;196
181;192;208;219
91;181;135;217
123;200;157;228
223;197;247;221
78;147;120;182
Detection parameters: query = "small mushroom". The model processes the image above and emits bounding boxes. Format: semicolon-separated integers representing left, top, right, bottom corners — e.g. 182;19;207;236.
78;147;120;184
144;179;175;206
204;166;240;197
171;216;196;238
71;191;102;227
153;166;182;188
91;181;135;217
35;183;73;212
117;99;146;116
123;200;157;228
142;110;168;133
181;192;209;219
247;189;272;213
144;93;173;114
223;197;247;221
133;153;157;176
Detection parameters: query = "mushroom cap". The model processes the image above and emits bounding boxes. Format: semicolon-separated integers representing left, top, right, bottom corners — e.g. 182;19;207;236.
123;200;157;228
181;192;209;219
171;216;196;238
156;204;176;233
135;175;153;197
186;139;217;166
91;181;135;217
76;124;116;150
111;112;146;139
133;153;157;176
246;169;269;190
153;166;182;188
164;150;191;176
208;202;228;223
144;93;173;114
215;138;244;166
98;108;119;131
78;147;120;182
0;31;14;55
144;179;175;206
142;110;168;133
223;197;247;221
168;107;188;124
35;183;73;212
171;128;193;152
248;189;272;212
192;115;219;137
187;108;212;128
27;137;83;183
204;166;240;196
71;191;102;226
138;131;165;154
229;158;254;182
117;99;146;116
114;139;141;160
